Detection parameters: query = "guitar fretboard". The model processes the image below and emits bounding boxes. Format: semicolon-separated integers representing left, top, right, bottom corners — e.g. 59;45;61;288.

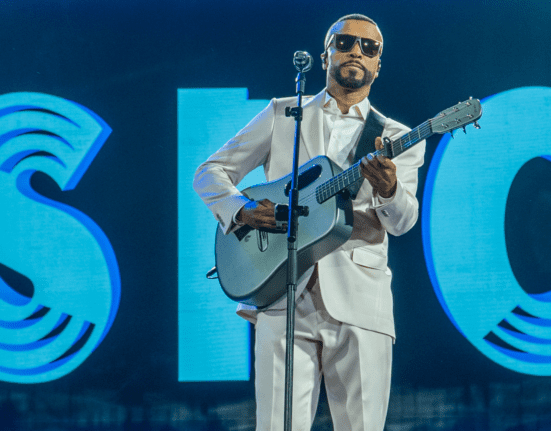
315;120;432;204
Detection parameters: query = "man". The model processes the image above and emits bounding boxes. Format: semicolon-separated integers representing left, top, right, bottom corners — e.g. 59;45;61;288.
194;14;425;431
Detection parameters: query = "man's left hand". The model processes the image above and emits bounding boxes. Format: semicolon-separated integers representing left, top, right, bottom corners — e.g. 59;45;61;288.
360;136;397;198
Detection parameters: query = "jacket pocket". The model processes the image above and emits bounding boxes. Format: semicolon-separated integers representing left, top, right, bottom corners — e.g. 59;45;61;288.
352;247;387;271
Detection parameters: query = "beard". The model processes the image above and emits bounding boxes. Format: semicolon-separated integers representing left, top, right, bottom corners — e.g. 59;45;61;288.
333;63;374;89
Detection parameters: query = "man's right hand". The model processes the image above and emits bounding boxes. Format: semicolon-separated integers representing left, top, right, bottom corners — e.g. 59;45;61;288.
236;199;286;231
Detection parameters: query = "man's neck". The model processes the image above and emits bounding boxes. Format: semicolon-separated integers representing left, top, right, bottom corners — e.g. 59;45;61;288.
327;86;370;115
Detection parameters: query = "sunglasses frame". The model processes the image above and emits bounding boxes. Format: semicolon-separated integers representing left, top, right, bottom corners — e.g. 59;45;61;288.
326;34;382;58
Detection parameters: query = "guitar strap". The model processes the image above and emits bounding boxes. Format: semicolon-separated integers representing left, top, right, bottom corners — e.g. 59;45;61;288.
347;107;386;199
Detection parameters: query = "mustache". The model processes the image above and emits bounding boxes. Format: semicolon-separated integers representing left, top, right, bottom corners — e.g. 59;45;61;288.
341;61;366;71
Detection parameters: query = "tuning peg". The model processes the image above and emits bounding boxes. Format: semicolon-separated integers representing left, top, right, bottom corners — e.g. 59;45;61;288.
474;121;481;129
463;126;467;134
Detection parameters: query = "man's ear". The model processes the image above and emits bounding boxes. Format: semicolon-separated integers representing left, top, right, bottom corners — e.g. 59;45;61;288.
375;59;381;77
321;51;327;70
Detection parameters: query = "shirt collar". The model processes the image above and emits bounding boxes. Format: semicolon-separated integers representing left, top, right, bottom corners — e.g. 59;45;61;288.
323;90;370;120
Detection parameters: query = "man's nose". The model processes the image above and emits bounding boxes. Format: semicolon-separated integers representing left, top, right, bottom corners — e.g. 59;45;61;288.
349;41;363;56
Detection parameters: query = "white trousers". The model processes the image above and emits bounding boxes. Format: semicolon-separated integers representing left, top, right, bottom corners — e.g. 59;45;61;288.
254;276;393;431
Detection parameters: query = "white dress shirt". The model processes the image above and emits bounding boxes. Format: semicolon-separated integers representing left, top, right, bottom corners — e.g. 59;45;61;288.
323;91;394;206
323;91;370;169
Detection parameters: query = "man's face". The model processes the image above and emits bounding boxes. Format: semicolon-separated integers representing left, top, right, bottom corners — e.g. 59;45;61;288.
323;20;382;91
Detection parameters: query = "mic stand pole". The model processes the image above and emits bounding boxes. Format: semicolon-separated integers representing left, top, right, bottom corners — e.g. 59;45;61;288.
283;68;309;431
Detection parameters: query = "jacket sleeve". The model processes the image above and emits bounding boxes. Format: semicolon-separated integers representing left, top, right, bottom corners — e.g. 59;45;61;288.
372;118;426;236
193;99;276;234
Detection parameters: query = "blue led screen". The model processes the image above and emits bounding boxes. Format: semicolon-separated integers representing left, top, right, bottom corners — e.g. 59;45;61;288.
0;1;551;429
178;89;268;381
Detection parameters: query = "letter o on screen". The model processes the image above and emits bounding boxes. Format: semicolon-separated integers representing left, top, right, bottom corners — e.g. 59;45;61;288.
423;87;551;376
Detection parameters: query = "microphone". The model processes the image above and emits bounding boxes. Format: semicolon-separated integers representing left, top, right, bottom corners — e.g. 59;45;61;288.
293;51;313;72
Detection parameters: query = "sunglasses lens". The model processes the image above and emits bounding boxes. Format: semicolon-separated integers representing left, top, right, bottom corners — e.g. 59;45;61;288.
361;39;380;57
334;35;356;52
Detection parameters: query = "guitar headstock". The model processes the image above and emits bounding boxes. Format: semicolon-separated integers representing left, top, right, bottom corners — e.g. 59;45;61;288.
430;98;483;134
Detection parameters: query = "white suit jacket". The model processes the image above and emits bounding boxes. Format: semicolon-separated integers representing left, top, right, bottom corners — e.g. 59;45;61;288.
193;89;425;339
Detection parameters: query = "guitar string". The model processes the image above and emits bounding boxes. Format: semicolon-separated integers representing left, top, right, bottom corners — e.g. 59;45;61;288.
285;115;472;207
295;121;434;206
297;147;419;205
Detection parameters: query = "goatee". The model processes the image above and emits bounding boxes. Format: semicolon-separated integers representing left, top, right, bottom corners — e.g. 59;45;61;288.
333;65;373;89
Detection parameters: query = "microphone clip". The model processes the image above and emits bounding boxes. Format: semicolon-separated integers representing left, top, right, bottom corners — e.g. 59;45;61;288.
285;106;303;120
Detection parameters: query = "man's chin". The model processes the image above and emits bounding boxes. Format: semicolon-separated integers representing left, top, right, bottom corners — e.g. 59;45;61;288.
337;78;368;89
334;69;372;90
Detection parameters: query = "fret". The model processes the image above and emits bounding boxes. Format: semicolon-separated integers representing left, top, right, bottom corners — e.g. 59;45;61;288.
316;162;362;204
390;121;432;158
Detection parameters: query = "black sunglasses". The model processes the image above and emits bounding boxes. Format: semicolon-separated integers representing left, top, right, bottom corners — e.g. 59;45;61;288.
327;34;382;58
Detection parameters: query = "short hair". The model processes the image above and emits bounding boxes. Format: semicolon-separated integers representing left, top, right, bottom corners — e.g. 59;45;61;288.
324;14;383;55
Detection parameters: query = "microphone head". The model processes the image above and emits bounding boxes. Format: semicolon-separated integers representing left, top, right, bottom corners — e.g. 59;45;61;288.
293;51;313;72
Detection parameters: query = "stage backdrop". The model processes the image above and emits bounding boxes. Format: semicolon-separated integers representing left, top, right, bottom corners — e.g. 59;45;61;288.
0;1;550;430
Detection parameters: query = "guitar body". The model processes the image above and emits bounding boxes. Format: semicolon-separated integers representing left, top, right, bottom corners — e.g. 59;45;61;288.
215;156;354;308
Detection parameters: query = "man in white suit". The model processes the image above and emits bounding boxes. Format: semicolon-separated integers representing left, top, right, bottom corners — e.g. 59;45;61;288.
194;14;425;431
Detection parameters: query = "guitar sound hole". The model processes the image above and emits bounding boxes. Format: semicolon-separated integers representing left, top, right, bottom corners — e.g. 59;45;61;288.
284;164;322;196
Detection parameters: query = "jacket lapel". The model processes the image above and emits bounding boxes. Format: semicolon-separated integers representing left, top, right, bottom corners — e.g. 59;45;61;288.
299;90;326;160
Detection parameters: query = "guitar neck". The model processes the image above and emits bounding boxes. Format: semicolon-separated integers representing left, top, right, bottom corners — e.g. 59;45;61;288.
316;120;433;204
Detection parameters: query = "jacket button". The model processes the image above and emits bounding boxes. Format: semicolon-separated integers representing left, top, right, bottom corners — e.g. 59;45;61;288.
382;209;390;217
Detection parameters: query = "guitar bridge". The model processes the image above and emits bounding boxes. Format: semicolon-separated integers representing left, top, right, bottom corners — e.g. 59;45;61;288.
234;225;253;241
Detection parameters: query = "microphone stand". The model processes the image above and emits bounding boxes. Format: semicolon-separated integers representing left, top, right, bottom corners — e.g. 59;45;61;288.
282;55;311;431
